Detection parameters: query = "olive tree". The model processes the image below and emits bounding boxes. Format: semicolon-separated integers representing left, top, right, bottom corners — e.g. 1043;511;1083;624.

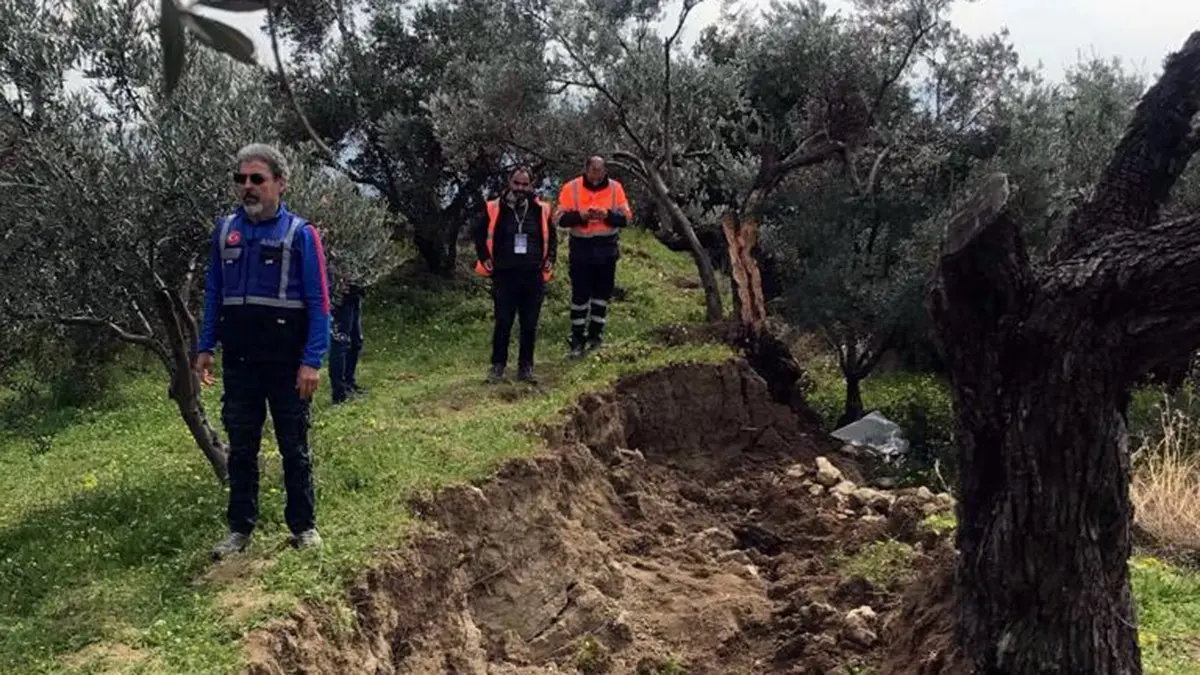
263;0;553;274
929;31;1200;674
1;0;401;482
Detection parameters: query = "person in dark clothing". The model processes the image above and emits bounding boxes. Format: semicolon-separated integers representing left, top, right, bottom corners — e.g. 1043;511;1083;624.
330;283;366;404
473;166;557;384
195;143;331;560
554;156;632;358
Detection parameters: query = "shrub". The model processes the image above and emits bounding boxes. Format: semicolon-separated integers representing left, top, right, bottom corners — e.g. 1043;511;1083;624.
1131;395;1200;561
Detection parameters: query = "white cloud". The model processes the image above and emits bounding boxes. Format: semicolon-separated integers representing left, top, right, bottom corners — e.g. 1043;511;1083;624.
206;0;1200;82
946;0;1200;80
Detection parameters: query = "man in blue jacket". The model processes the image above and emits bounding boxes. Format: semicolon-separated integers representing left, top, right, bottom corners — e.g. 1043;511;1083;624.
194;143;331;560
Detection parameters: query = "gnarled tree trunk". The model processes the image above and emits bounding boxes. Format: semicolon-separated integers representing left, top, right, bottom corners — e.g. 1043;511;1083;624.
154;284;229;483
839;374;864;429
171;367;228;482
723;188;816;414
928;32;1200;673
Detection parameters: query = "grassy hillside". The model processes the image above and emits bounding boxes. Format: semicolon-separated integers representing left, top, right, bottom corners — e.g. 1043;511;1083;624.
0;229;731;674
4;227;1200;673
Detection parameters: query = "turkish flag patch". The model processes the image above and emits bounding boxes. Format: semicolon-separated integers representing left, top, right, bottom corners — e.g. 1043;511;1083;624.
226;230;242;246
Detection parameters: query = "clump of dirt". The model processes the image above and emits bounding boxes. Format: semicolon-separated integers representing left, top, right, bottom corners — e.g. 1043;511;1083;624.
244;359;955;674
878;552;965;675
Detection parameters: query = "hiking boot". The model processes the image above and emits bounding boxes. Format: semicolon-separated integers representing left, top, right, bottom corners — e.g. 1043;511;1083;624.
294;529;323;550
210;532;251;561
567;343;585;360
485;364;505;384
517;364;537;384
348;384;367;398
585;336;604;352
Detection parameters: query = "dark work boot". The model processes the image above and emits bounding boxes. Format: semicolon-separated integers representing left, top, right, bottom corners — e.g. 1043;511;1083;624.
567;331;586;360
517;363;537;384
486;364;505;384
210;531;251;561
586;326;605;353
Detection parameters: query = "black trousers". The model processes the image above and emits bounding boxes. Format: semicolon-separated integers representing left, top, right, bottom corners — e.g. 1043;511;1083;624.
569;259;617;345
221;359;315;536
492;270;546;368
330;293;363;403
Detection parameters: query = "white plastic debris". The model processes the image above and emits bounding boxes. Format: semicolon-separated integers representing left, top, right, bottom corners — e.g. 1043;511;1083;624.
831;411;910;461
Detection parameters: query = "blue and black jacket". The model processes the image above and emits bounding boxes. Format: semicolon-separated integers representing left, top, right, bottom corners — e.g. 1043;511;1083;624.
197;204;331;368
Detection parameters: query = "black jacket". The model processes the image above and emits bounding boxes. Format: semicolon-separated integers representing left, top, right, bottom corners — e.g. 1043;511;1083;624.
473;192;558;273
557;177;628;264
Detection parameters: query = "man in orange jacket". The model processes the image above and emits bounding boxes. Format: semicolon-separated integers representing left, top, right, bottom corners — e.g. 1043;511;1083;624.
554;156;632;358
473;166;556;384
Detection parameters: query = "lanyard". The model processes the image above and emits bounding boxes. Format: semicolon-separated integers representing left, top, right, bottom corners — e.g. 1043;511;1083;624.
512;197;530;234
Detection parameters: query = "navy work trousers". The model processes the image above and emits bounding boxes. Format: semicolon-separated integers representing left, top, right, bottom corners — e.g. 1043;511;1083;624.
330;293;363;403
221;358;315;536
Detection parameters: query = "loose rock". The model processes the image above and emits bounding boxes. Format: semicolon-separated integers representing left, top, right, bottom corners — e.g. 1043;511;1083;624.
815;457;844;487
851;487;896;514
798;602;839;630
842;606;879;647
692;527;738;554
615;447;646;463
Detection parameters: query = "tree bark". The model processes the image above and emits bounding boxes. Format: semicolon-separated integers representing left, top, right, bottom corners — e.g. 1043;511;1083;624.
722;209;767;335
153;285;229;483
928;35;1200;672
413;229;444;274
171;367;229;483
930;173;1143;673
838;373;864;429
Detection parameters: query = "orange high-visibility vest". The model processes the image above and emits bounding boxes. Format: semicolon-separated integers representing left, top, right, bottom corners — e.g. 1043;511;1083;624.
554;177;631;238
475;198;553;282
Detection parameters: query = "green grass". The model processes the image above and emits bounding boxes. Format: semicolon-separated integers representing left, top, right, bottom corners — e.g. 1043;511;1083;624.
0;229;733;674
859;510;1200;673
1134;555;1200;674
832;539;919;590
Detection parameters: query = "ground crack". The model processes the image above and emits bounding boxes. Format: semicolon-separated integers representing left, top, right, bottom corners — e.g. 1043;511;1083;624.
530;581;579;641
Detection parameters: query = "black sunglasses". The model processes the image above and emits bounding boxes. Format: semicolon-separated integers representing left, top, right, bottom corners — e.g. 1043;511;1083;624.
233;172;269;186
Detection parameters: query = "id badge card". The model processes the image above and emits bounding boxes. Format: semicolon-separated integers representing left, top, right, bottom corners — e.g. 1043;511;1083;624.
514;233;529;255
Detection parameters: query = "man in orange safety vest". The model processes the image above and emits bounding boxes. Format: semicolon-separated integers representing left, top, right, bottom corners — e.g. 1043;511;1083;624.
554;156;632;358
473;166;556;384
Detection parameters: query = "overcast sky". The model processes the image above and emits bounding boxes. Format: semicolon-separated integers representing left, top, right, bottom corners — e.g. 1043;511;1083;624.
208;0;1200;82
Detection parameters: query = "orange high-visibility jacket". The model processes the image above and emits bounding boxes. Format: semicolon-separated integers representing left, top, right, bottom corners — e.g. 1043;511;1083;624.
553;176;632;239
475;198;553;282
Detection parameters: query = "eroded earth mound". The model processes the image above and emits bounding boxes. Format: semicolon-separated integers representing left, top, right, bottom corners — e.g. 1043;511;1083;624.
245;360;955;674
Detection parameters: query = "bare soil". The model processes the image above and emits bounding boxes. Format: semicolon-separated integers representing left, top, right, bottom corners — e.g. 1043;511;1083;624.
244;360;955;674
